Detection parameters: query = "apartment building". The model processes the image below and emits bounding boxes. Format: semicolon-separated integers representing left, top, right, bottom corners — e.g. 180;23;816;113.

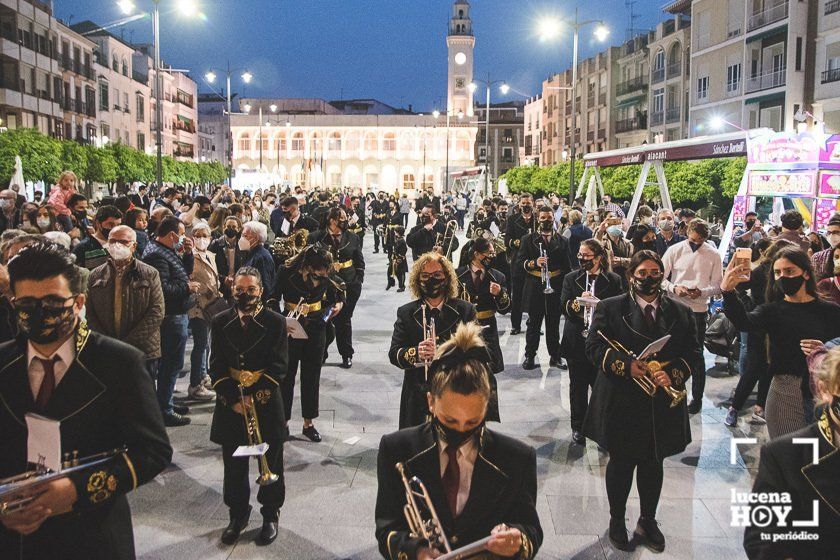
522;94;542;165
55;22;97;143
614;32;652;148
814;0;840;131
474;100;524;179
647;8;692;141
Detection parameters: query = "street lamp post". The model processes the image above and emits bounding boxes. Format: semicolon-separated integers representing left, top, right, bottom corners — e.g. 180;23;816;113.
540;10;609;204
205;65;251;187
469;76;509;198
433;109;463;193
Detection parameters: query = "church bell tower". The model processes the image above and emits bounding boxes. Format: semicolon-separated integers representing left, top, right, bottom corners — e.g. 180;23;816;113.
446;1;475;117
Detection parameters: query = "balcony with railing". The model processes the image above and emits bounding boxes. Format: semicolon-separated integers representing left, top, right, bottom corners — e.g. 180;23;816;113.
652;67;665;84
666;107;681;123
827;0;840;14
650;111;665;126
745;67;786;93
587;130;595;142
617;76;649;96
747;1;789;32
667;62;682;79
75;99;86;114
615;115;647;133
822;67;840;84
598;127;606;138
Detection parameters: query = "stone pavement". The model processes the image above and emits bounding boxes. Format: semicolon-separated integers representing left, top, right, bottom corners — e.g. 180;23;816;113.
131;230;766;560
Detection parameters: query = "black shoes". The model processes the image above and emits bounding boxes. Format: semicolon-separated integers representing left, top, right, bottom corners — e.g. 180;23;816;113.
510;328;522;335
687;399;702;414
257;520;278;546
373;249;379;254
386;283;392;291
635;516;666;552
522;356;538;370
608;517;630;551
302;425;322;442
221;506;251;545
549;356;568;370
172;404;189;415
397;287;405;292
163;411;190;427
341;356;353;369
572;431;586;445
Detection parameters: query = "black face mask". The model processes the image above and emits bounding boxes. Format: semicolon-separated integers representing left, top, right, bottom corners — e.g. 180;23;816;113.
100;227;112;239
521;205;532;215
479;255;493;268
312;274;329;284
552;204;560;211
475;213;486;222
433;416;484;449
579;258;595;271
560;217;569;225
745;220;755;230
224;228;239;238
638;242;657;252
16;301;77;344
420;276;446;298
235;293;259;313
539;219;554;232
633;276;661;296
420;215;432;225
337;220;348;230
688;241;703;252
74;210;88;221
778;275;805;296
198;209;212;220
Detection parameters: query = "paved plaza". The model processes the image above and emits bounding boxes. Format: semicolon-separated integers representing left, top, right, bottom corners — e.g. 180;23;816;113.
130;234;766;559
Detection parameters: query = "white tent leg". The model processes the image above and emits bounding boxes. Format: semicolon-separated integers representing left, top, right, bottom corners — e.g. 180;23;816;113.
626;161;652;226
653;161;672;211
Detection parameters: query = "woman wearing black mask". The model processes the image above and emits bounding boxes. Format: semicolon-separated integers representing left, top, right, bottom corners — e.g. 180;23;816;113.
722;246;840;439
272;245;345;442
389;252;475;428
209;216;244;300
584;250;699;552
560;239;622;445
630;224;657;255
376;322;543;560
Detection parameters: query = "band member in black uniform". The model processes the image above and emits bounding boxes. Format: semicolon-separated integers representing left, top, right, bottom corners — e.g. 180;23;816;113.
518;206;572;370
560;239;623;445
389;252;475;428
505;193;536;334
272;245;345;442
371;193;388;254
310;192;333;229
273;196;318;240
455;237;509;422
376;322;542;560
0;242;172;560
584;250;698;552
348;196;366;248
209;267;288;546
406;205;458;262
310;207;365;369
384;200;403;256
387;226;408;292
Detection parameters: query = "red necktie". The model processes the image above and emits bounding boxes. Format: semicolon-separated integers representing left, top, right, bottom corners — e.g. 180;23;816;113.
473;269;483;286
35;356;59;412
442;445;461;517
644;304;656;329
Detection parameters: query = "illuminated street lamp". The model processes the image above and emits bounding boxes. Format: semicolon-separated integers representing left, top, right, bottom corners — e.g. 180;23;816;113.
470;76;510;197
205;64;253;185
434;109;464;192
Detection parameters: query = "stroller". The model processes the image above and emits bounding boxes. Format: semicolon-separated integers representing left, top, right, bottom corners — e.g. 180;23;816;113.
704;298;740;376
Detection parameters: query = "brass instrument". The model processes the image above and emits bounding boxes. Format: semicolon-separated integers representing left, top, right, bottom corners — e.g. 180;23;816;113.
539;243;554;295
237;379;279;486
375;224;386;238
0;447;126;516
271;228;309;261
421;305;436;381
576;295;599;337
396;462;492;560
470;227;506;257
433;220;459;261
597;331;687;407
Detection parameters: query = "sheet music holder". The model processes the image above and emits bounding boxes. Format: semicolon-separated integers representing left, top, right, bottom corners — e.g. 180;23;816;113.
638;334;671;360
286;317;308;339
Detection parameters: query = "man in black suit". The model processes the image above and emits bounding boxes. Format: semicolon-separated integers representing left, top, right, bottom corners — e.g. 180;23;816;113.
129;185;151;211
389;253;475;428
505;193;536;334
377;322;542;560
270;196;319;239
406;205;459;262
370;192;388;253
347;196;366;247
209;266;288;546
0;242;172;560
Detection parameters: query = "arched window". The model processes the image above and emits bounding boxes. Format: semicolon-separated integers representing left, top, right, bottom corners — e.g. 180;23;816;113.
112;55;118;71
274;132;287;155
237;133;250;154
121;58;128;76
327;132;342;154
667;42;681;77
398;132;414;154
383;132;396;152
344;131;360;153
259;132;270;153
363;132;377;153
291;132;305;154
311;132;323;155
653;49;665;71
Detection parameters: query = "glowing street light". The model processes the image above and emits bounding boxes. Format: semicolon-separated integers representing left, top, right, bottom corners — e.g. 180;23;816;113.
204;70;216;83
472;75;511;196
499;83;510;95
433;110;441;119
241;71;253;84
243;103;252;113
177;0;198;17
117;0;136;15
269;104;278;113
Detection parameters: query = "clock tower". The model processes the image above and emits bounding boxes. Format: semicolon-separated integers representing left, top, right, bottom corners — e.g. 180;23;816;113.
446;1;475;117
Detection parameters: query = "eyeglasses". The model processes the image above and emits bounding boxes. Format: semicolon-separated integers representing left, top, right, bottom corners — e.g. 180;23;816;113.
633;270;663;279
12;294;77;312
233;287;260;296
577;253;595;260
419;272;446;282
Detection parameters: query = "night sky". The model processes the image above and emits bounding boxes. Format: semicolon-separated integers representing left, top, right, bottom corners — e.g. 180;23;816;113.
56;0;666;111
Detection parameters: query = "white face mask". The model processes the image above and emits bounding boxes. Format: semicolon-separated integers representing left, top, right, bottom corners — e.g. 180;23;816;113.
237;235;252;251
828;232;840;249
36;217;51;229
658;219;674;232
194;237;210;251
0;199;13;209
107;242;133;262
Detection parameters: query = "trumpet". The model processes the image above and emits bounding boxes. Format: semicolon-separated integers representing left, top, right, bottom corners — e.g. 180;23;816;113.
597;331;687;407
1;447;126;516
238;381;279;486
434;220;459;260
287;297;306;320
421;305;436;381
539;243;554;295
396;462;491;560
576;295;599;337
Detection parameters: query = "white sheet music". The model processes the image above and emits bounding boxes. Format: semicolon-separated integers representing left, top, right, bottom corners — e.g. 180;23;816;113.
26;413;61;472
285;317;308;339
489;222;500;236
280;220;291;235
639;335;671;360
233;442;268;457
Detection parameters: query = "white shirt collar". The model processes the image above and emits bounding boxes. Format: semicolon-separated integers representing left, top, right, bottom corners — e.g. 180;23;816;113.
27;335;75;370
634;293;660;311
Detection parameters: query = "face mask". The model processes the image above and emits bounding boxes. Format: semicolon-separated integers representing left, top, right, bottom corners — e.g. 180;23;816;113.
194;237;210;251
745;220;755;230
433;416;484;449
16;301;76;344
607;226;623;237
560;217;569;225
224;227;238;238
100;227;113;239
521;205;532;215
778;275;805;296
638;242;656;252
688;241;702;252
337;219;348;230
36;217;51;229
198;209;212;220
311;274;329;284
633;276;661;296
579;258;595;271
420;215;432;224
640;217;653;226
658;219;674;232
0;199;13;210
479;255;493;268
539;219;554;233
173;235;185;251
235;292;260;313
254;201;262;208
106;242;132;262
475;213;485;222
237;236;252;251
420;276;446;298
552;204;560;211
828;233;840;249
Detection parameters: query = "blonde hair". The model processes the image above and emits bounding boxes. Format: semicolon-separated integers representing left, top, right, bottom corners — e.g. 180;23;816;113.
58;171;78;188
816;346;840;406
408;252;458;300
429;322;492;399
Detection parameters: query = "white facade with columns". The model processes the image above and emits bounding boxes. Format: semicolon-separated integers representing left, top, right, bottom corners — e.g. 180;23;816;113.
230;113;477;193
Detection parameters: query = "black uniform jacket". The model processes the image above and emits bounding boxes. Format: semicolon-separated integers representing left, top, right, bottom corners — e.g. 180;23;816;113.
583;292;699;461
375;423;542;560
389;298;476;428
348;206;366;237
406;220;459;261
559;269;623;358
389;238;409;276
516;232;572;294
209;306;288;446
371;200;388;225
504;212;535;264
274;214;319;238
272;267;346;332
454;266;509;374
308;229;365;285
744;415;840;560
0;325;172;560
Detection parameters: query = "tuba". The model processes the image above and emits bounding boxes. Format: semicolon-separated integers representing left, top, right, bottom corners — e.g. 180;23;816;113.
271;228;309;261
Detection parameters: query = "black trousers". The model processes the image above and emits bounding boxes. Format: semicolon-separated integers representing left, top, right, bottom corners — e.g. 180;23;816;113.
732;332;771;410
524;286;561;359
222;442;285;521
387;266;406;289
567;356;597;431
690;311;707;402
328;282;362;358
605;453;664;521
282;329;326;420
509;265;526;330
373;225;383;251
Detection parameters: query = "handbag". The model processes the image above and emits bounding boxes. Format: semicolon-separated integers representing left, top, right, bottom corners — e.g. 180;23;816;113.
203;296;230;322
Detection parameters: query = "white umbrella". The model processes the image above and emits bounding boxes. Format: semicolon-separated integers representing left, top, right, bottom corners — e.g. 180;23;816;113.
10;155;25;196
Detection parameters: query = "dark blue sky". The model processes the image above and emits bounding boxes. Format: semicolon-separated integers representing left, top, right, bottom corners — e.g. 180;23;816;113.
58;0;667;111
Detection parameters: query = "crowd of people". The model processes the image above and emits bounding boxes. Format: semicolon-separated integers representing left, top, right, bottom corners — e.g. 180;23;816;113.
0;171;838;559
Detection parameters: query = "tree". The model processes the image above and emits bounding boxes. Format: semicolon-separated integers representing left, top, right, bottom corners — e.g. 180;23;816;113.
84;144;118;185
0;128;62;184
60;140;89;181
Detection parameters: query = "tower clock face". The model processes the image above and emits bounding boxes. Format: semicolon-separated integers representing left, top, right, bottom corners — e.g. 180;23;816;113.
455;77;465;89
455;52;467;65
